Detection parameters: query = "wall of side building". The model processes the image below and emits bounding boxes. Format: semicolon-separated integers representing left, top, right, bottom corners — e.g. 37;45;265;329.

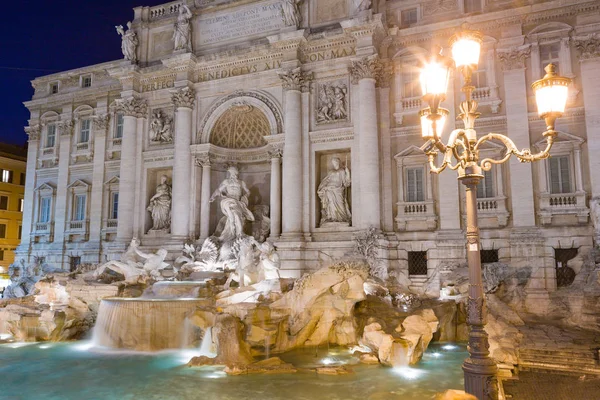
17;0;600;307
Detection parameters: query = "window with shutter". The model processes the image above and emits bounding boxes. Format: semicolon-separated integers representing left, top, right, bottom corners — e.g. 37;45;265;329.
115;113;124;138
477;169;494;198
74;194;87;221
40;197;52;223
540;43;561;75
406;167;425;202
46;124;56;148
549;156;571;194
80;119;91;143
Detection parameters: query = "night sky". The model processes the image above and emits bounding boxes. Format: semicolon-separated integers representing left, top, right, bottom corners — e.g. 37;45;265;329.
0;0;166;146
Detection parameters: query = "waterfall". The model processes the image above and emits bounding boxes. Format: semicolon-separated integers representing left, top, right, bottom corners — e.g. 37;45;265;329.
92;298;206;352
198;327;217;358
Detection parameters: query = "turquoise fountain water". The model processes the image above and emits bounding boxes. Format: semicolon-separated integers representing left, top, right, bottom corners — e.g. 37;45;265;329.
0;341;466;400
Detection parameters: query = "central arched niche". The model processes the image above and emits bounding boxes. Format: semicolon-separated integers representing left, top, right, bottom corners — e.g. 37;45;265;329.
210;104;269;149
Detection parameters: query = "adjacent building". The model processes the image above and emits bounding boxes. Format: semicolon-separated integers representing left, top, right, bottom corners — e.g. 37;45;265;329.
19;0;600;308
0;143;27;274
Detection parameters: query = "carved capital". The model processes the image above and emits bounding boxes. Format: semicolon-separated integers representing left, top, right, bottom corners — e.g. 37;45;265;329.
378;61;393;88
195;154;212;168
172;87;196;109
497;46;531;71
115;97;148;118
278;67;313;91
268;146;283;159
25;124;41;141
573;34;600;60
93;114;110;133
58;119;74;136
349;55;383;84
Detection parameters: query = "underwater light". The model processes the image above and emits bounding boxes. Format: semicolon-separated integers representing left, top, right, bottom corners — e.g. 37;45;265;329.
39;344;53;349
442;344;458;351
431;352;442;358
6;342;33;349
392;367;426;380
0;333;13;340
321;357;335;365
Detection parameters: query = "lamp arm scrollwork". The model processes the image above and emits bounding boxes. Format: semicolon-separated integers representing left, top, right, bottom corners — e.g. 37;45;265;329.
474;132;555;171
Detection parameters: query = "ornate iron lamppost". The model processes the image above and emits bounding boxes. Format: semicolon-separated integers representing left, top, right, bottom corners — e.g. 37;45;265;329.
417;29;571;399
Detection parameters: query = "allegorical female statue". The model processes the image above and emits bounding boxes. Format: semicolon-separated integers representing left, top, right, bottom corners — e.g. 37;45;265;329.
210;166;255;242
318;157;352;226
116;22;138;63
147;175;172;232
173;4;193;51
281;0;302;28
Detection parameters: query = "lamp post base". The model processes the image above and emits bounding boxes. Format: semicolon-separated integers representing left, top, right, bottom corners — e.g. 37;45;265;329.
463;356;499;400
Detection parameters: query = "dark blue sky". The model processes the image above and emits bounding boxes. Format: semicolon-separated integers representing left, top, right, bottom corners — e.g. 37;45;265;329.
0;0;166;146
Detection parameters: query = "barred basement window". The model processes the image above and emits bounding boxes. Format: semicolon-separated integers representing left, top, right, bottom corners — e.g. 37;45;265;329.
70;256;81;272
480;249;499;264
408;251;428;276
555;248;577;288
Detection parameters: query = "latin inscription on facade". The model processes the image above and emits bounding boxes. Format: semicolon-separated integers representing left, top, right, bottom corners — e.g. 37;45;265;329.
142;77;176;92
198;1;285;45
198;60;282;82
301;47;356;63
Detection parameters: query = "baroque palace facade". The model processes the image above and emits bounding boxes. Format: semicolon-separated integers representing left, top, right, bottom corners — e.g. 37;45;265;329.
19;0;600;302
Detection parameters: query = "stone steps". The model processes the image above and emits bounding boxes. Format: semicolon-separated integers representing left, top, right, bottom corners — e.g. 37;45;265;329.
519;348;600;375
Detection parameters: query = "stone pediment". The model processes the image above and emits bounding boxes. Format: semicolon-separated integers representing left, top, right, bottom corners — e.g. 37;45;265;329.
34;182;56;193
534;130;585;150
104;176;120;186
67;179;91;190
394;145;426;159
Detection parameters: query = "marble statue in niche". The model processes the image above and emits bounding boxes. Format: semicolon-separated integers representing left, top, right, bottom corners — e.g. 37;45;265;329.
150;110;174;143
318;156;352;226
210;166;255;242
355;0;372;12
173;4;193;51
281;0;302;28
147;175;172;232
116;22;138;63
317;83;348;123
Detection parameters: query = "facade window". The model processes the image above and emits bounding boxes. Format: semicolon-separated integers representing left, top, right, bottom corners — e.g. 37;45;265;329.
1;170;11;183
0;250;4;261
0;224;6;239
0;196;8;210
115;113;124;138
111;192;119;219
472;68;487;88
402;69;420;98
40;196;52;223
80;119;91;143
19;198;24;212
549;156;571;194
540;42;561;75
74;194;87;221
464;0;482;13
18;225;22;240
401;8;418;27
477;169;494;198
81;75;92;88
480;250;499;264
49;82;59;94
20;173;25;186
406;167;424;202
408;251;428;276
46;124;56;148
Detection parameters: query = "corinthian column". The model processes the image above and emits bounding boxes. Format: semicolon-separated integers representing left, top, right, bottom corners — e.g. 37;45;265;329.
116;97;146;241
350;56;382;230
171;87;195;238
88;115;109;249
574;34;600;243
269;147;283;238
278;67;312;237
197;155;212;240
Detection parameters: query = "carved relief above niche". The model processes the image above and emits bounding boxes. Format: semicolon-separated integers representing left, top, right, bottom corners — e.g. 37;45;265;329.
316;79;349;125
149;108;174;145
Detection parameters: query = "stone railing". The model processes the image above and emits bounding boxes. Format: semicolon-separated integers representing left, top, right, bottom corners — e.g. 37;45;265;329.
538;191;589;225
68;220;88;232
473;87;491;100
470;196;510;227
42;147;55;156
396;200;437;231
76;142;89;151
35;222;52;233
401;97;422;111
106;219;118;229
149;2;181;19
110;138;122;147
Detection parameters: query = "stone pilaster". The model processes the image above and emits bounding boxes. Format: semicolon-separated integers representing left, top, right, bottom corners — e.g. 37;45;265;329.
349;55;382;230
18;125;41;254
88;115;109;255
52;118;74;251
115;97;146;242
197;155;212;240
574;34;600;243
171;87;195;238
278;67;312;237
269;147;282;238
498;46;536;228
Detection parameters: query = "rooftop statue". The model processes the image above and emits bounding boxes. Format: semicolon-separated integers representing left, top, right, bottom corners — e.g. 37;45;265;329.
173;4;193;51
116;22;138;63
281;0;302;28
210;166;255;242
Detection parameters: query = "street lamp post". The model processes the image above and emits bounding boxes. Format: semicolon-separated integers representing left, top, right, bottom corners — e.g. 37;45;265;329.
417;29;571;400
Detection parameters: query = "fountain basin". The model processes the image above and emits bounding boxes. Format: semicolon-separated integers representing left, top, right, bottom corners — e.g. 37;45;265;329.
93;298;210;352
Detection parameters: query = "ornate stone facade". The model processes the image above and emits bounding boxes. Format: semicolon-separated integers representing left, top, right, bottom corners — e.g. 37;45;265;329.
19;0;600;294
